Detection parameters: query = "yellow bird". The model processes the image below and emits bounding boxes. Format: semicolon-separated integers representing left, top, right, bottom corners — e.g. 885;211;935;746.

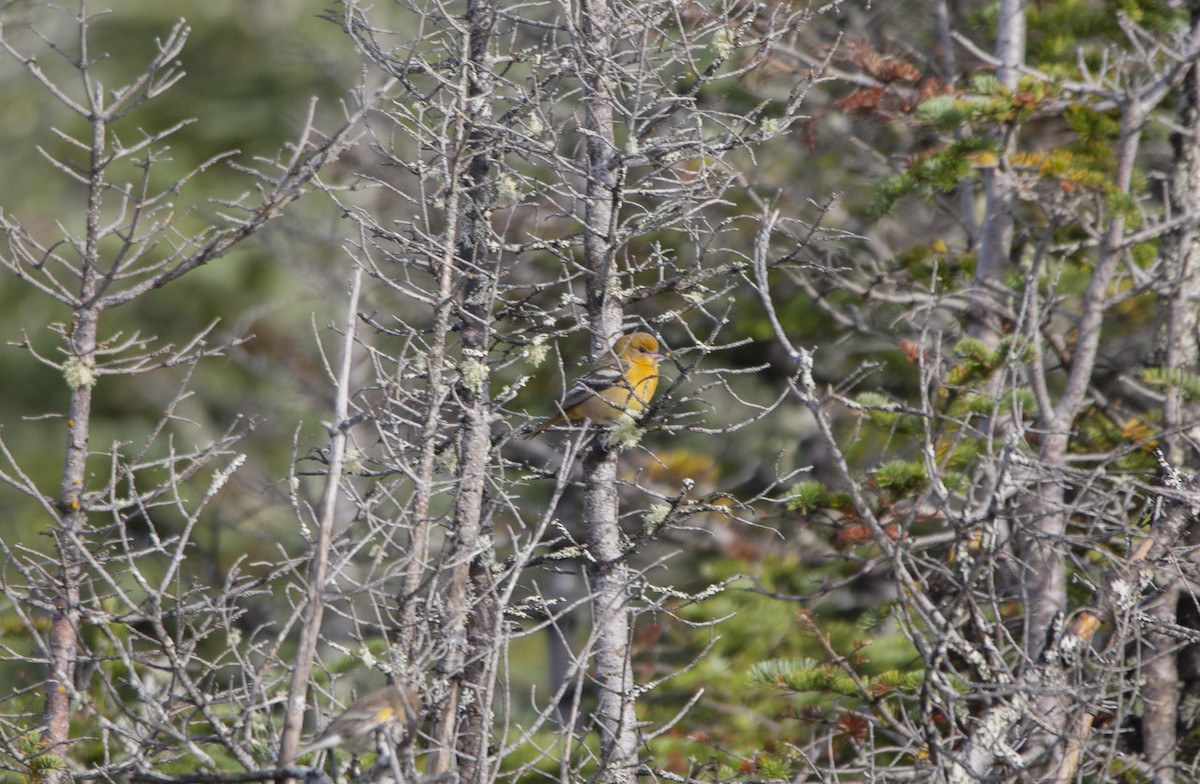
526;332;666;438
299;684;421;756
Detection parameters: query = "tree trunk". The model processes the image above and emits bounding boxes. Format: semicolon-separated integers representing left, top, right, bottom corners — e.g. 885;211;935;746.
1142;9;1200;775
434;0;500;773
576;0;637;776
970;0;1024;341
43;114;110;780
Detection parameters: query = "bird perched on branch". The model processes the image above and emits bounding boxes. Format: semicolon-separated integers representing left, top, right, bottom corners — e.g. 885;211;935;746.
525;331;666;438
299;684;421;757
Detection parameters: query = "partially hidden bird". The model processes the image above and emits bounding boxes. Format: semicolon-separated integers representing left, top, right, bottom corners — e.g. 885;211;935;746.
299;684;421;757
525;331;666;438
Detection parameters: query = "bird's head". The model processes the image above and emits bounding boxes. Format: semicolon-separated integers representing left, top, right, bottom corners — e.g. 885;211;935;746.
616;331;666;361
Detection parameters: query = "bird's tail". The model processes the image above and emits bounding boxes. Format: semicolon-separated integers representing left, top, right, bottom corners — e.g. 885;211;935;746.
523;415;563;439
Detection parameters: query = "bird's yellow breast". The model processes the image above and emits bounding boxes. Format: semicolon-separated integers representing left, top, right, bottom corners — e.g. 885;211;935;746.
579;365;659;423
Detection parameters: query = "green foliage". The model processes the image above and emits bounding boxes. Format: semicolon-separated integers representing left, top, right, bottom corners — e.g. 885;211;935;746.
874;668;926;692
1108;0;1187;32
972;0;1182;76
748;657;821;686
1006;388;1038;416
940;469;968;493
1064;105;1120;149
913;95;964;128
785;481;828;513
914;74;1050;132
869;137;995;216
638;549;925;775
939;439;982;470
781;666;832;692
856;603;890;634
702;0;1194;776
854;391;896;425
854;391;923;433
945;335;1030;389
753;639;927;742
755;752;794;779
873;460;926;499
829;675;862;697
953;337;993;366
1143;367;1200;403
1131;240;1158;268
27;745;64;780
944;387;1035;422
968;73;999;96
1071;408;1159;472
945;391;998;418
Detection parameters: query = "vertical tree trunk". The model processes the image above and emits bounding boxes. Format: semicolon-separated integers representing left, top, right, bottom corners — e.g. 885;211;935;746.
583;447;639;783
1162;3;1200;475
1142;8;1200;777
575;0;637;778
278;268;362;765
45;317;94;761
1024;110;1143;668
971;0;1024;340
397;118;465;678
431;0;499;776
44;116;110;779
457;505;499;784
1142;587;1180;784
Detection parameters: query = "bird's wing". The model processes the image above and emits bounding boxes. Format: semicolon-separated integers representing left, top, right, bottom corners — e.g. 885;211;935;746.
558;362;628;412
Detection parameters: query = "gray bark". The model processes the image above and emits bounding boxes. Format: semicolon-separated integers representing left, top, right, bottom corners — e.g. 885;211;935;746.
1141;9;1200;775
575;0;638;776
433;0;501;776
970;0;1024;341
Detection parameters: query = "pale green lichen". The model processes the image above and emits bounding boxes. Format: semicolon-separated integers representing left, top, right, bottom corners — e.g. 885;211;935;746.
605;415;644;449
461;357;488;394
436;446;458;475
497;172;521;205
642;504;670;534
523;335;549;367
712;27;734;60
63;356;97;390
209;455;246;494
496;374;530;404
543;545;585;560
652;579;734;602
343;446;366;475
